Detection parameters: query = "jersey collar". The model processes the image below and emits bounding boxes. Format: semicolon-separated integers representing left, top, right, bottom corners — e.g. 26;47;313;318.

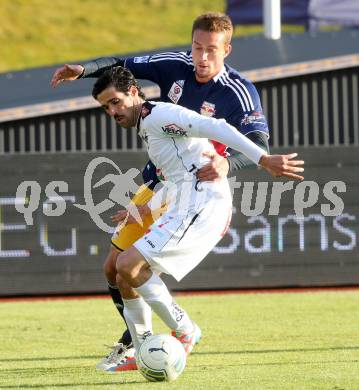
192;65;227;83
213;65;226;83
137;101;156;130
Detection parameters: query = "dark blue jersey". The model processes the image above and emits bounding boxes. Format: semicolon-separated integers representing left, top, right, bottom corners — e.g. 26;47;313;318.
82;51;269;187
122;51;269;188
125;52;269;137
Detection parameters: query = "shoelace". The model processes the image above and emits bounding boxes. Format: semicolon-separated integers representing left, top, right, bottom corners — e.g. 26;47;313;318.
103;343;127;363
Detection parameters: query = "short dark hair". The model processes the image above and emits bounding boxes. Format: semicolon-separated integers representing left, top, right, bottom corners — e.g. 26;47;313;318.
192;12;233;45
92;66;145;100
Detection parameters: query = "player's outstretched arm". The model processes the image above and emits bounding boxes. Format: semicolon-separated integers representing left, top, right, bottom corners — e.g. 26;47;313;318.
196;131;270;182
51;64;84;88
259;153;304;181
51;57;126;88
176;108;303;180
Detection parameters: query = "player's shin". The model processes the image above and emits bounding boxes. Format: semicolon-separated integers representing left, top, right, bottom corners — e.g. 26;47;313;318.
134;272;193;334
122;297;153;351
107;283;133;345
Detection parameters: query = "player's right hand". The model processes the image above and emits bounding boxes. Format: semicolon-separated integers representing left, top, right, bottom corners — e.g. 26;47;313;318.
50;64;84;88
259;153;304;181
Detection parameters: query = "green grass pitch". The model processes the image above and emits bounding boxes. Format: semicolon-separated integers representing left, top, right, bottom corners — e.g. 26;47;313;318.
1;290;358;389
0;0;303;73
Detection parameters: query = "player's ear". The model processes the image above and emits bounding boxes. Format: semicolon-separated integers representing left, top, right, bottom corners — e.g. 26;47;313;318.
129;85;138;97
224;44;232;58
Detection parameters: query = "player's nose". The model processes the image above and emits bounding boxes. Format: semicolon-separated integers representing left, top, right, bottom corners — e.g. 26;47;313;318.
200;51;208;61
108;106;116;116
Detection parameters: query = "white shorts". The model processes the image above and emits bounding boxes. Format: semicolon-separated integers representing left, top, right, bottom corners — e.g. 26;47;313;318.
134;197;232;281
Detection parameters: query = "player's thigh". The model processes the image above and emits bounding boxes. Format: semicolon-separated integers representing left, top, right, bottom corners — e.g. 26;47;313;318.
111;214;155;251
134;200;232;281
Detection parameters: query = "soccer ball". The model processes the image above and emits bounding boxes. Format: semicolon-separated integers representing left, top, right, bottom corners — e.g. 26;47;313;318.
137;334;186;382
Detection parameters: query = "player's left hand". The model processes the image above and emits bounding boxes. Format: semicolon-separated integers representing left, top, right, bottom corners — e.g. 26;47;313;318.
50;64;84;88
259;153;304;180
196;151;229;182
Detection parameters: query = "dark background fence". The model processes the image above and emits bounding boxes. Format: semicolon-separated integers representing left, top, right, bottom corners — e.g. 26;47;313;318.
0;59;358;296
1;64;358;154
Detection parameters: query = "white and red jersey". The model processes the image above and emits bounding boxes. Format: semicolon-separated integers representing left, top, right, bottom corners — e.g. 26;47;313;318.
138;100;265;209
135;100;267;281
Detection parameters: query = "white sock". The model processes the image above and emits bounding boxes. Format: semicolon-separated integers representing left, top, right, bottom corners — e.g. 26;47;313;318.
122;297;153;351
134;272;193;333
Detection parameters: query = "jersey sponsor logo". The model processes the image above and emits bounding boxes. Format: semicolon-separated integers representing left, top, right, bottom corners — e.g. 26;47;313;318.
168;81;183;104
134;55;150;63
200;101;216;117
162;123;187;137
145;237;156;248
241;111;265;126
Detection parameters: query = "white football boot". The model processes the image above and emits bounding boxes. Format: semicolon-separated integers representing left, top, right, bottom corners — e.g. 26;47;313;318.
96;342;136;371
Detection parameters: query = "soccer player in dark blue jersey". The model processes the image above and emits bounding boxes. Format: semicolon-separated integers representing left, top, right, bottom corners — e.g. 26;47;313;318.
51;12;271;372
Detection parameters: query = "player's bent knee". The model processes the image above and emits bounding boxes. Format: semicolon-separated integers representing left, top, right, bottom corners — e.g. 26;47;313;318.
115;273;135;297
103;246;121;284
103;260;116;283
115;271;126;287
116;250;143;282
116;252;134;281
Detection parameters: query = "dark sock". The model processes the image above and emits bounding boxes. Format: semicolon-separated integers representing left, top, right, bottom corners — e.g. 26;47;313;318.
119;329;132;347
108;284;133;346
108;284;125;318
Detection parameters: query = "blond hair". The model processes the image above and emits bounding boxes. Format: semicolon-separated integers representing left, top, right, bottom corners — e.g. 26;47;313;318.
192;12;233;44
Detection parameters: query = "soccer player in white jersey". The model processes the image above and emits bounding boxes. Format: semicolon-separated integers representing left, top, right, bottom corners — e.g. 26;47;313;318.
91;66;304;370
51;13;284;371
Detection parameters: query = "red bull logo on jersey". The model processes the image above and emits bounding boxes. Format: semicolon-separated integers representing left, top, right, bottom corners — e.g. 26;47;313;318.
168;81;184;104
162;124;187;137
200;101;216;117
